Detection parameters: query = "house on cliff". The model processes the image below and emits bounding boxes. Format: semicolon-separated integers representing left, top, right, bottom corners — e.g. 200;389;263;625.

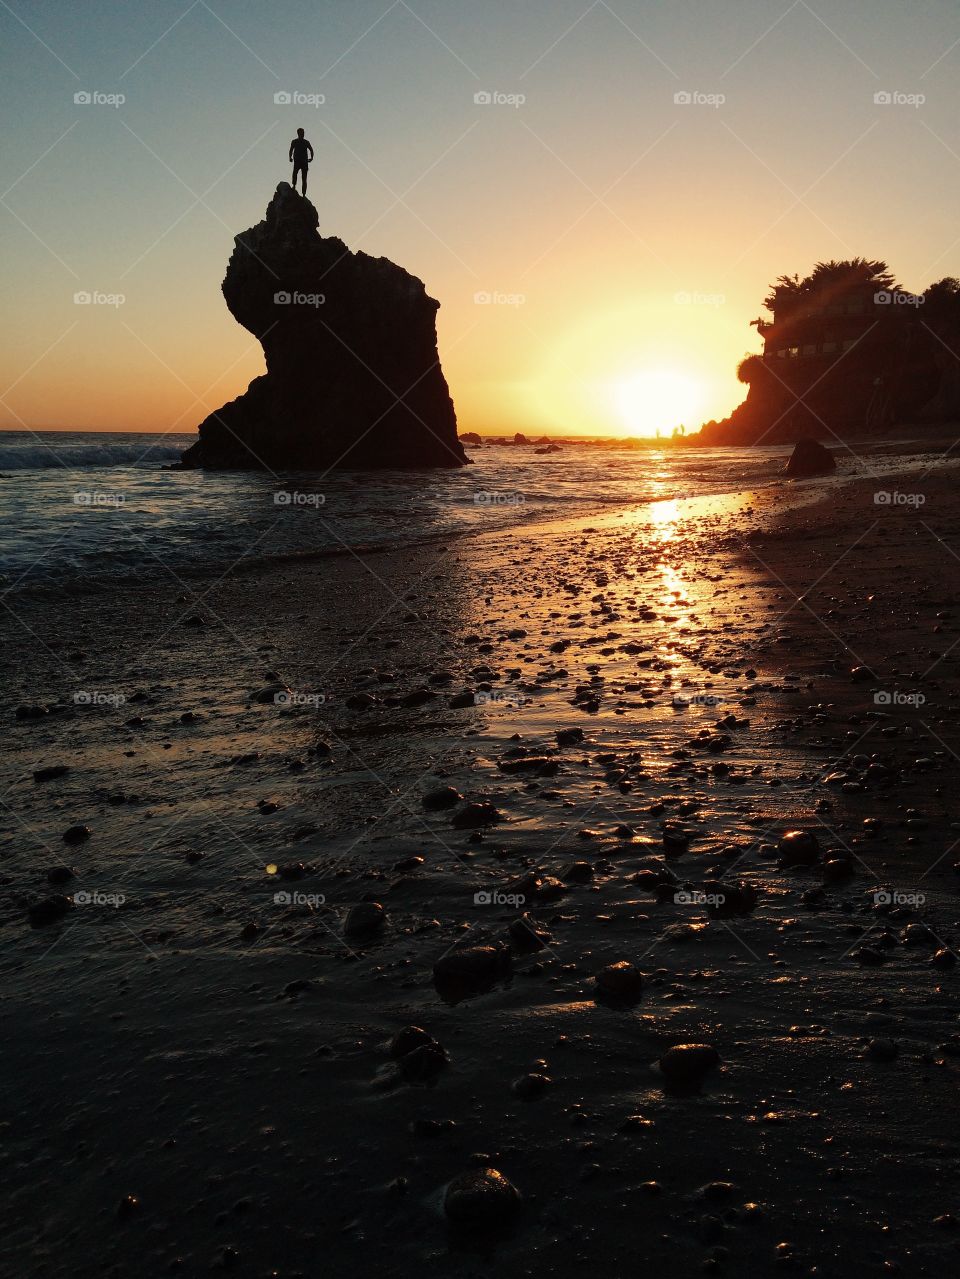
699;259;954;445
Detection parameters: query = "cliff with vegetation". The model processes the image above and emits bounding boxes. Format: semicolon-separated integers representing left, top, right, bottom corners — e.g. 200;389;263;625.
697;261;960;446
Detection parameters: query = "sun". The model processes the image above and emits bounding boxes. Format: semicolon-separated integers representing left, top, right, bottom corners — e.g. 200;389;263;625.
612;368;707;438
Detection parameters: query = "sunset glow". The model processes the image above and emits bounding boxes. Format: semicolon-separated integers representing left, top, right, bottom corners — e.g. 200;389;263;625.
612;368;707;438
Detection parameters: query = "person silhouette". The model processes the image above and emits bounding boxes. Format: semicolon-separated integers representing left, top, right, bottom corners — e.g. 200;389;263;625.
289;128;314;196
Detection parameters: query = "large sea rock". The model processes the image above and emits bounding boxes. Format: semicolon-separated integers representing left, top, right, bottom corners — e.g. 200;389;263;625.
179;184;464;470
784;437;836;477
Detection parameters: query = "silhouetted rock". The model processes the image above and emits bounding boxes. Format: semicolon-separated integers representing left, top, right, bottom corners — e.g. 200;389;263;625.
784;438;835;477
459;432;482;445
180;184;464;470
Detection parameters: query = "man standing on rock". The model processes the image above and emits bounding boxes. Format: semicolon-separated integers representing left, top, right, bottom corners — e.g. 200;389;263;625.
288;128;314;196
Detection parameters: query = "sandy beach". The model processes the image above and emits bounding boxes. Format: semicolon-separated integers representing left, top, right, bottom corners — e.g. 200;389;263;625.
4;451;960;1277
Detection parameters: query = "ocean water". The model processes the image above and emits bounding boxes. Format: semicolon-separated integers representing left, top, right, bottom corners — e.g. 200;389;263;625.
0;429;946;594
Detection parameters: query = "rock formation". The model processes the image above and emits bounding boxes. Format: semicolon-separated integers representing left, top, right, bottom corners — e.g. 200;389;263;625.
179;184;464;470
784;437;836;477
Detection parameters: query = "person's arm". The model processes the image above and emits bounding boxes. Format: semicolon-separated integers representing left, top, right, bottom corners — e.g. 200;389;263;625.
307;143;314;162
288;141;294;162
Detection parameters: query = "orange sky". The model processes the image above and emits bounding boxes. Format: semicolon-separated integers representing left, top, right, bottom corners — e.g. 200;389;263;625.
2;1;958;439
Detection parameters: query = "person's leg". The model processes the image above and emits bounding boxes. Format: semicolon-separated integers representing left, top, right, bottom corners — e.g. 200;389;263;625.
302;166;308;196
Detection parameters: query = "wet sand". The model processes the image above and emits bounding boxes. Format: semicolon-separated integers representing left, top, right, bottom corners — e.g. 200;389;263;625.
3;457;960;1277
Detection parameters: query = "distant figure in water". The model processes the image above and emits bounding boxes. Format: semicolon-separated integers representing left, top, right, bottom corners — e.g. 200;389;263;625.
289;128;314;196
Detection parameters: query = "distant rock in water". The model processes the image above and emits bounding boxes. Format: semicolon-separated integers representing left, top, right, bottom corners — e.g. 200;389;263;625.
179;184;464;470
784;437;836;477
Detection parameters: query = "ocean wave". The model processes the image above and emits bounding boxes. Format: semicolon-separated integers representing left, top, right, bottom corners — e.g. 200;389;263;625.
0;441;184;471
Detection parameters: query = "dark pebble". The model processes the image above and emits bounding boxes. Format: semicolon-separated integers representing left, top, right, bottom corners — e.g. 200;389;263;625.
343;901;386;938
777;829;820;867
594;960;644;1003
659;1043;721;1086
423;786;463;811
32;765;69;783
443;1168;521;1228
28;895;73;928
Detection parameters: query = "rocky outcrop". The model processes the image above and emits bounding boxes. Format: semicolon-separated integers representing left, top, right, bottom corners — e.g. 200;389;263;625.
784;437;836;477
179;184;464;470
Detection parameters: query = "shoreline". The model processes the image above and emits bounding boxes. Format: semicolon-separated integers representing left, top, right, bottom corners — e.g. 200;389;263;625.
7;432;960;603
3;448;960;1276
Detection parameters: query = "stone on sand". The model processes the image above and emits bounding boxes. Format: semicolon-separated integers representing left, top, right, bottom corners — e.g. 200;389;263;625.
777;829;820;867
783;438;835;477
443;1167;521;1228
594;960;644;1003
343;901;386;938
659;1043;721;1086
